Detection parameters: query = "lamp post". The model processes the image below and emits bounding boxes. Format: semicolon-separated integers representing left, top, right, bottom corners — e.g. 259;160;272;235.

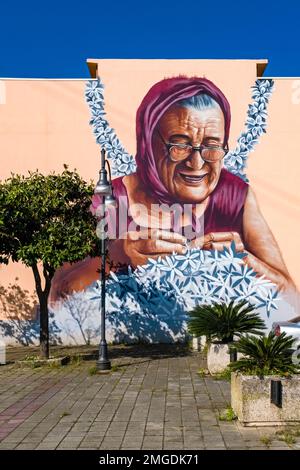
94;149;116;371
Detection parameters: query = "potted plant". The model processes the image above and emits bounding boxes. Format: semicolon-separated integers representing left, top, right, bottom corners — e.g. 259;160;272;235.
187;300;265;374
230;331;300;426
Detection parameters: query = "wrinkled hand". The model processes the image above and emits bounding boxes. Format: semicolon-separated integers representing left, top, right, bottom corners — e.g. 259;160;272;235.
122;229;187;268
189;231;245;252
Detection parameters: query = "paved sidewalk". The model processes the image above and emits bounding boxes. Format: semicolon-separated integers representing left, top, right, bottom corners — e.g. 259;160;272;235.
0;344;298;450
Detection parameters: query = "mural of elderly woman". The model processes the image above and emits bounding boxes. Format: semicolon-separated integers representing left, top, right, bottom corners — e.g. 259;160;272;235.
50;76;296;301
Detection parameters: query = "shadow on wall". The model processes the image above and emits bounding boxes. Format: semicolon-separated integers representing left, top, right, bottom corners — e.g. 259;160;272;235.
0;277;189;347
0;280;62;346
50;282;188;346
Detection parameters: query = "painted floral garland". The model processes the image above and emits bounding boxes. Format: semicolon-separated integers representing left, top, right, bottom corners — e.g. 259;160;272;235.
224;79;274;181
85;79;136;177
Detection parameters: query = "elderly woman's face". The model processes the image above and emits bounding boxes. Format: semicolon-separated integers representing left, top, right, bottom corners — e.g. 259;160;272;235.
152;104;225;203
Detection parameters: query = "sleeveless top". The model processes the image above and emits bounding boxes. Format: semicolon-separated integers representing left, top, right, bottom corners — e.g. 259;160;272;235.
107;169;248;242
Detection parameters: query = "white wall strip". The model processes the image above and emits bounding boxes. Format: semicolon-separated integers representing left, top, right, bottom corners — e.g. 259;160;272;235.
0;81;6;104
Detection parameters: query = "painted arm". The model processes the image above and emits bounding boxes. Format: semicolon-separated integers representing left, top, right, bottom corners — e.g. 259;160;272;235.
242;187;296;292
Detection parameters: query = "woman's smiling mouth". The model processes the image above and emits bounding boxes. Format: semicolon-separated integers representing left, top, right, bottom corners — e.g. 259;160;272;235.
178;172;209;185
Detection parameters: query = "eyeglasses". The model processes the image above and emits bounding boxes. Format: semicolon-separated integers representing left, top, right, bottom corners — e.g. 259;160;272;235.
157;131;228;163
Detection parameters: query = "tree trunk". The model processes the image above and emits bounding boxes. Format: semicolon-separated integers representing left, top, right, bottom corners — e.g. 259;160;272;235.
32;263;53;360
39;294;49;359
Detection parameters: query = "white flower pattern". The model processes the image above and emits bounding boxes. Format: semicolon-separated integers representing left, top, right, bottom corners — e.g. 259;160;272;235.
87;245;279;318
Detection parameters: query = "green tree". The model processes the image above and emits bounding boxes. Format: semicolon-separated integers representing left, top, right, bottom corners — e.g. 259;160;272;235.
0;166;99;358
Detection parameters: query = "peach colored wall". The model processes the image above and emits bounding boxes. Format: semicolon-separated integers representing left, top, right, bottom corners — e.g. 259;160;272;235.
0;80;99;181
247;78;300;288
1;61;300;315
0;80;99;303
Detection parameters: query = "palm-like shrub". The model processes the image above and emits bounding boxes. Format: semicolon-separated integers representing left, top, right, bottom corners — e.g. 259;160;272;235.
230;331;300;375
187;300;265;343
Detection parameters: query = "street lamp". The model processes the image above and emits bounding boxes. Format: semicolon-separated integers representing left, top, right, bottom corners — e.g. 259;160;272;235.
94;148;117;371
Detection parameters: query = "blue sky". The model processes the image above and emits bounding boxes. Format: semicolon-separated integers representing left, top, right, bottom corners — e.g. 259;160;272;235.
1;0;300;78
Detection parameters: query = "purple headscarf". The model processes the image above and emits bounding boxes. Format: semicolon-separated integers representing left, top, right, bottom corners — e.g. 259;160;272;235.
135;76;231;204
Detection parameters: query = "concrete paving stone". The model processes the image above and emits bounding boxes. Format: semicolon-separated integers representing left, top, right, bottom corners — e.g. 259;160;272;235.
130;413;149;421
220;436;246;446
243;440;268;447
145;431;163;437
78;446;99;449
0;443;18;449
126;420;146;428
57;442;80;449
0;345;291;451
165;413;181;421
268;446;294;450
43;431;68;439
38;440;63;447
19;438;43;445
80;438;103;446
183;425;202;431
202;433;224;441
165;406;181;412
106;429;127;437
221;430;244;438
100;442;122;450
202;437;224;446
35;444;58;450
121;446;142;450
125;429;145;437
0;438;22;445
268;440;291;448
246;447;270;450
205;444;226;449
65;431;89;438
184;434;203;442
163;440;184;448
163;443;186;450
143;444;163;450
15;443;39;450
90;421;111;429
184;444;205;450
226;444;248;450
122;438;144;448
164;419;182;426
145;421;164;428
142;436;163;446
164;431;183;438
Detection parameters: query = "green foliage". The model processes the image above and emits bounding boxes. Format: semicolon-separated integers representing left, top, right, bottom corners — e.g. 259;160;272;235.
276;428;297;446
23;354;40;362
70;355;83;367
198;368;208;377
0;166;99;268
0;167;100;358
218;406;237;421
229;331;300;376
88;365;98;376
212;367;232;382
276;426;300;446
187;301;265;344
260;435;272;447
